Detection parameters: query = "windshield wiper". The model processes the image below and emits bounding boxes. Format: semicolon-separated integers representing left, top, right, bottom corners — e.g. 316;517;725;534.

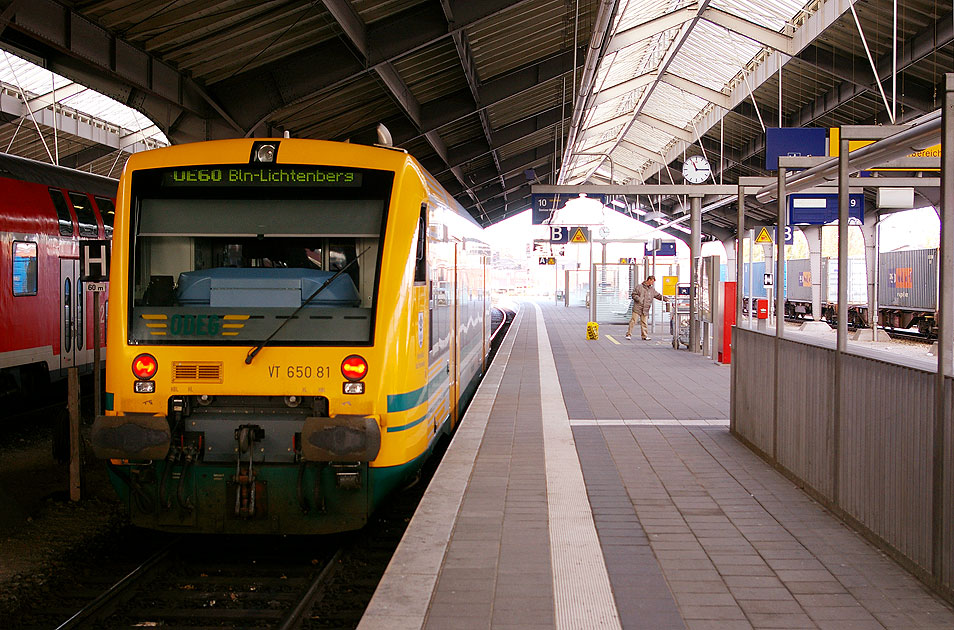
245;246;371;365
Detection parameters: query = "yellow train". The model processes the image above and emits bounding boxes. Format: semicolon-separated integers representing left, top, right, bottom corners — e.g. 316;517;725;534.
91;137;491;534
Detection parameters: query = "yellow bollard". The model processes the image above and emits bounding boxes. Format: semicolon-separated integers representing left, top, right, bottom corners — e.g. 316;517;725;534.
586;321;599;340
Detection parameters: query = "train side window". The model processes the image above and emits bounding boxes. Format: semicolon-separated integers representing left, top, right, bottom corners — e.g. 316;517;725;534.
94;196;115;236
414;204;427;284
49;189;73;236
69;192;99;237
64;277;72;353
77;281;84;350
12;241;38;296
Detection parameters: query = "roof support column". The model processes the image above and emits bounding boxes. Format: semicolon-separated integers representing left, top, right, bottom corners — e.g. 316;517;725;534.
833;129;850;504
776;166;787;341
933;72;954;581
690;195;702;353
736;186;745;328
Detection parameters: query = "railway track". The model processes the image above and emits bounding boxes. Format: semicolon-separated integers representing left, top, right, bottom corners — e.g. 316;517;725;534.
883;328;934;343
13;536;344;630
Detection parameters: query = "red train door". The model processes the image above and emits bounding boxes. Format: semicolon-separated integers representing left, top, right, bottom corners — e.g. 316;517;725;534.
59;259;79;370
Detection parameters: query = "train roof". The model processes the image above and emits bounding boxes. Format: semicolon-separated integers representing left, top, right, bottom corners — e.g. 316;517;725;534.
0;151;117;197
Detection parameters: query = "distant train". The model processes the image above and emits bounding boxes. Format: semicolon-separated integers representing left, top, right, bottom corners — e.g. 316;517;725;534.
741;249;940;335
0;153;116;399
91;137;492;534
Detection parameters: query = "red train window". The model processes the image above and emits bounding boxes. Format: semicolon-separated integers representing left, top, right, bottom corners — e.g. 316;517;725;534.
12;241;37;296
69;192;99;237
49;189;73;236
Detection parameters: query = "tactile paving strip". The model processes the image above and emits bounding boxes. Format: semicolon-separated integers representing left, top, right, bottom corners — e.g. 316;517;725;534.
534;303;622;630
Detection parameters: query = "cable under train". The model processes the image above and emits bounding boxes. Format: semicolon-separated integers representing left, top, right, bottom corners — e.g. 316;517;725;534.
90;137;492;534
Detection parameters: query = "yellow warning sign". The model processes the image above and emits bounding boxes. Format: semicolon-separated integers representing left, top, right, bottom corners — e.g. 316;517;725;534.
570;227;588;243
754;226;773;245
662;276;678;296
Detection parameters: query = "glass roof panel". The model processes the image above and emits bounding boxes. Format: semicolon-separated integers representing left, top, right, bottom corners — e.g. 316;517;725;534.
563;0;815;184
0;51;168;144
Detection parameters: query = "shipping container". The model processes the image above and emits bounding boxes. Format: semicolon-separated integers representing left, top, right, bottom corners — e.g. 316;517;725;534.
826;257;867;304
878;248;937;310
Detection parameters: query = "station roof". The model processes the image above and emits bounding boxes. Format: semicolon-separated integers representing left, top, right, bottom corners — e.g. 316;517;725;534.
0;0;949;237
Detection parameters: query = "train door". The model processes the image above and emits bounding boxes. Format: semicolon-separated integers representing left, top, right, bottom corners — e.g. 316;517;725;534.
59;259;79;370
450;242;459;428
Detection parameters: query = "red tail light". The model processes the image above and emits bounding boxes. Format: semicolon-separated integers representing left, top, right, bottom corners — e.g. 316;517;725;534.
341;355;368;381
132;353;158;380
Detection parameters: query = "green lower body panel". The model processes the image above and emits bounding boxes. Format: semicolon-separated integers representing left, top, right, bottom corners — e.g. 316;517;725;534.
107;450;433;535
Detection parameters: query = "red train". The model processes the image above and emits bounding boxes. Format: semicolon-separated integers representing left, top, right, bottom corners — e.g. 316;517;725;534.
0;153;117;399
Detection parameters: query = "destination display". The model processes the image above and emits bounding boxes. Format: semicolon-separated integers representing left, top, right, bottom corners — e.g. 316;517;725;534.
162;166;363;188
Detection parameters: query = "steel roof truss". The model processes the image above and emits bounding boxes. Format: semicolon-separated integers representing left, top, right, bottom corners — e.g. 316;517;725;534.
605;5;699;55
700;7;793;55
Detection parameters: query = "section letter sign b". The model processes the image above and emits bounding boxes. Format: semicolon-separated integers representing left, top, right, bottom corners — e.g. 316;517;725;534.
80;239;110;282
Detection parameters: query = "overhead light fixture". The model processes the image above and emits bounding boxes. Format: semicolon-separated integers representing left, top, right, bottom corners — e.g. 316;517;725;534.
611;198;627;208
644;210;665;222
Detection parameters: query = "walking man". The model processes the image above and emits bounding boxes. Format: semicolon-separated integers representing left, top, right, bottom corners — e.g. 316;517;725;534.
626;275;667;340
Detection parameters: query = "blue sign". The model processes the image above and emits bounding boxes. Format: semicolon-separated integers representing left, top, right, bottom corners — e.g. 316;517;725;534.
788;193;864;225
531;193;606;225
765;127;828;171
776;225;795;246
644;241;676;256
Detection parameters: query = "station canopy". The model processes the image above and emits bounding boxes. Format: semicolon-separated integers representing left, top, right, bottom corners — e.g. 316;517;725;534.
0;0;947;236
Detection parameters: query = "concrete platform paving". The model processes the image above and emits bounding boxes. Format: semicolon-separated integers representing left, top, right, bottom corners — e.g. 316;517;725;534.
359;302;954;629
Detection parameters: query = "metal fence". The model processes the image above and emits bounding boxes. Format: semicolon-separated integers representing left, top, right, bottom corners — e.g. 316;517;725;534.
732;326;954;598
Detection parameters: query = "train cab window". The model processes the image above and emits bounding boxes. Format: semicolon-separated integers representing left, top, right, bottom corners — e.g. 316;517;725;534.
49;189;73;236
69;192;99;237
127;164;393;346
12;241;37;296
94;197;115;236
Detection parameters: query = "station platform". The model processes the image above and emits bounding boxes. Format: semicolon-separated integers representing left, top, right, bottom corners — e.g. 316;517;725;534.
358;302;954;630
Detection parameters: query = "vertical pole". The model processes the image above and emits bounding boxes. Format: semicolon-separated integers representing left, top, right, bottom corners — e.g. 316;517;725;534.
833;130;850;505
747;229;754;328
838;134;849;352
774;167;787;462
93;291;101;417
689;196;702;352
68;367;81;502
652;249;657;333
737;186;745;328
932;72;954;583
589;237;596;322
777;166;787;341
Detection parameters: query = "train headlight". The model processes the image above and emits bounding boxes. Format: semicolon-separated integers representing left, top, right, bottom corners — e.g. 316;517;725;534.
132;353;158;380
251;141;277;163
341;355;368;381
343;382;365;395
134;381;156;394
